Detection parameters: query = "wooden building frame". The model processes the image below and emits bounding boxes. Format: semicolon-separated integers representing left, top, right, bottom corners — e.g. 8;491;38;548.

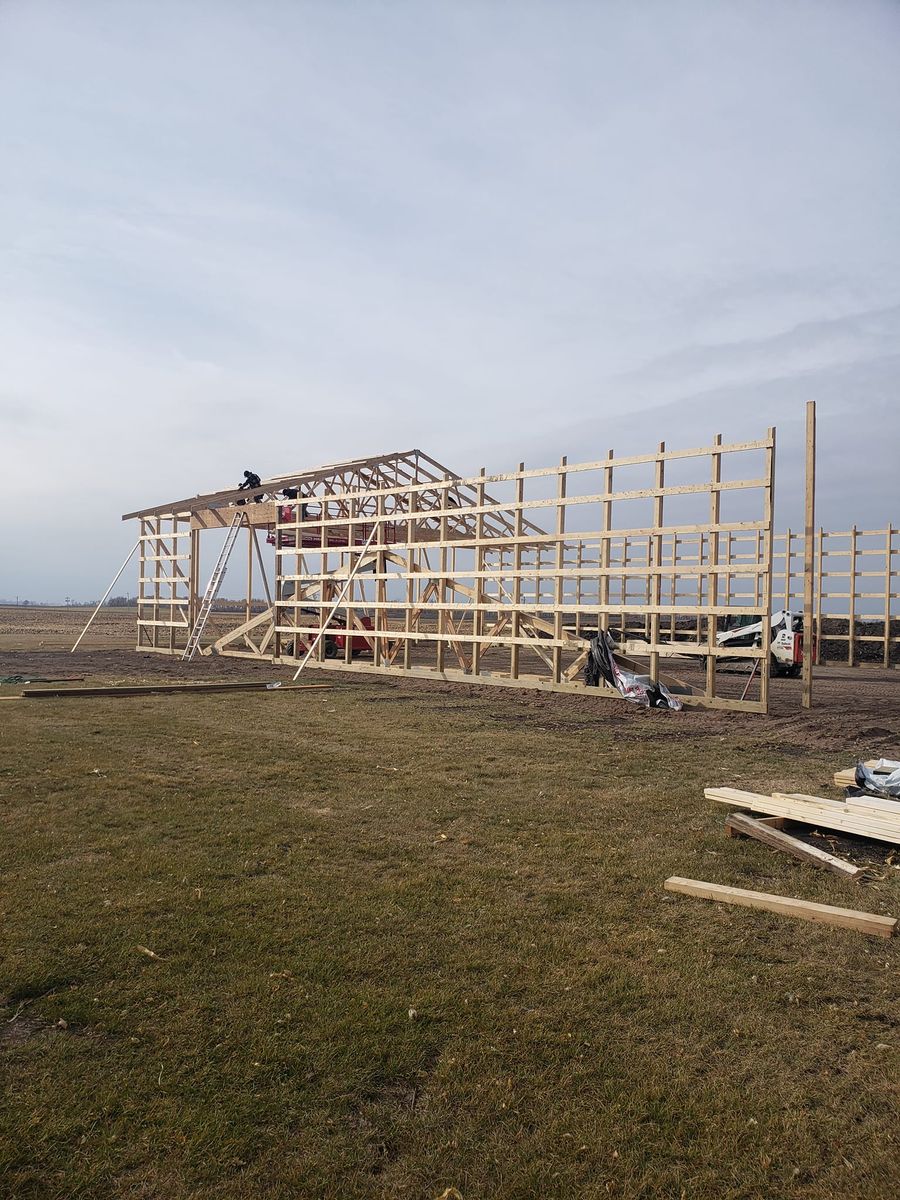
769;527;899;668
124;437;780;712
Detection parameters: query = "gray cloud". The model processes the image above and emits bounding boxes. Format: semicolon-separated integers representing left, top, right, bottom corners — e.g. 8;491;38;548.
0;0;898;600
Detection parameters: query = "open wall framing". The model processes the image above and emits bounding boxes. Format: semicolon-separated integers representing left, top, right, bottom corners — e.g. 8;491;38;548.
125;437;778;712
771;527;899;668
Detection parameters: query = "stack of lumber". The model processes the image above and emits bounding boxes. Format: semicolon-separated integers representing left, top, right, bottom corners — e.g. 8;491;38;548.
706;786;900;845
833;761;891;789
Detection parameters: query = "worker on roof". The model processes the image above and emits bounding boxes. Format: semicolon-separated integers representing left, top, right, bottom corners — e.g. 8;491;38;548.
237;469;263;505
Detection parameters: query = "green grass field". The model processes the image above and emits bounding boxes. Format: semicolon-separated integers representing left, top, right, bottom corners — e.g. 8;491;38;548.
2;673;899;1199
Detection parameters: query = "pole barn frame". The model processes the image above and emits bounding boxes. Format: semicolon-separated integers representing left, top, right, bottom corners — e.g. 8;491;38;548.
123;439;782;712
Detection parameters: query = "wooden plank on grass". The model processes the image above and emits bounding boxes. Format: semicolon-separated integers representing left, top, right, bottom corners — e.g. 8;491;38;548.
724;812;863;879
22;681;334;699
664;876;896;938
705;787;900;846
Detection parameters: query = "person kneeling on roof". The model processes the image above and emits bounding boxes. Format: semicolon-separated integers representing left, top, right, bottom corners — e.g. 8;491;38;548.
237;469;263;504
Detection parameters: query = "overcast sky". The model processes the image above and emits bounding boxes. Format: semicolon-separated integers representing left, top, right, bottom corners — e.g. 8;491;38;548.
2;0;899;600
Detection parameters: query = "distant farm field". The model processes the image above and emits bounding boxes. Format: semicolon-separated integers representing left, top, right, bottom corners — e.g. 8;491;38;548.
1;607;899;1199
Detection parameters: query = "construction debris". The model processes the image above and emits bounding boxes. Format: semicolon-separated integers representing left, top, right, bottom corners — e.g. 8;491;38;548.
853;758;900;798
664;876;896;938
724;812;863;879
583;631;684;710
0;675;84;684
135;944;165;961
21;681;333;700
833;761;879;788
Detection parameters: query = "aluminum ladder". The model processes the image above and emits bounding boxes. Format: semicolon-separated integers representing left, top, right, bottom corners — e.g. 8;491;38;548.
182;512;244;661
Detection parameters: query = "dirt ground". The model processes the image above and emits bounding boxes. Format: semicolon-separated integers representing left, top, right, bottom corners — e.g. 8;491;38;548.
3;606;899;755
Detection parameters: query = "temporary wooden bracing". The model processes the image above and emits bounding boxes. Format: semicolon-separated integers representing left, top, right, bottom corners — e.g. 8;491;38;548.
123;437;789;711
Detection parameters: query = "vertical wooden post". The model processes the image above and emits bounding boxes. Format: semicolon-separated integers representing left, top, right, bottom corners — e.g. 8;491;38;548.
376;493;387;667
783;529;792;611
189;528;200;632
759;428;777;712
552;457;567;683
723;531;732;611
644;533;652;640
153;518;162;651
167;519;175;654
600;451;613;634
510;464;525;681
344;494;358;665
574;540;583;638
706;435;722;701
404;487;416;670
437;479;449;674
696;533;705;641
815;526;824;665
317;498;328;663
801;399;816;709
472;469;486;676
246;521;253;626
848;525;857;667
885;526;894;669
649;442;665;683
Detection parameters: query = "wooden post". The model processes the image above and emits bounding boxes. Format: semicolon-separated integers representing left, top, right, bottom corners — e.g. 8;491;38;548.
510;464;524;681
848;525;857;667
888;528;897;672
344;495;358;666
700;535;710;648
246;521;253;626
801;399;816;708
649;441;665;683
706;435;722;701
376;494;387;667
815;526;824;665
574;539;583;638
552;457;567;683
600;451;613;634
404;487;416;671
759;427;776;712
189;528;200;632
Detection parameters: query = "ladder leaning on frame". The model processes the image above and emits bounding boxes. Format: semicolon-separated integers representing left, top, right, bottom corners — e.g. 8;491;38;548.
182;512;245;661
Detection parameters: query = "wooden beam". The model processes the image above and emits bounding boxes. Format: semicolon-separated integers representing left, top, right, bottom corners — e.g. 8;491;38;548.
664;876;895;937
22;681;333;699
802;400;816;708
724;812;863;879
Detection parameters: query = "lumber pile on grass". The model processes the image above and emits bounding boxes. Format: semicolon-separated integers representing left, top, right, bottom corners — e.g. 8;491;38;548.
668;760;900;940
706;785;900;845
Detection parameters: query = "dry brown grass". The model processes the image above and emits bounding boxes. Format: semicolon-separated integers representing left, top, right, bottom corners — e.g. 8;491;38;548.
1;615;899;1199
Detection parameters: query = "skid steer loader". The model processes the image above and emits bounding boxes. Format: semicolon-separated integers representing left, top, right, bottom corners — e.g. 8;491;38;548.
716;609;806;677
